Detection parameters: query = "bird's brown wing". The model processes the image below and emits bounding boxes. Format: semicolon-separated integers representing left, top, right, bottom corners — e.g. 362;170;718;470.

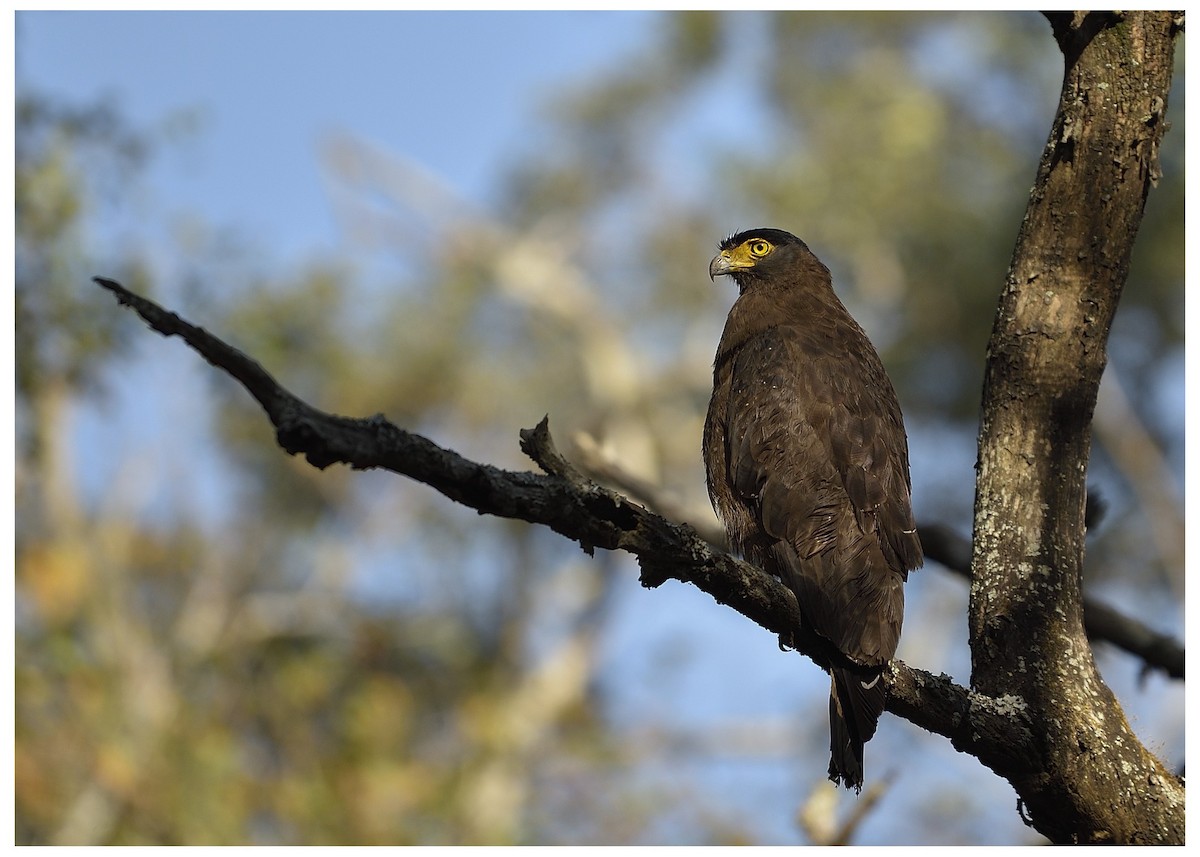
716;323;917;665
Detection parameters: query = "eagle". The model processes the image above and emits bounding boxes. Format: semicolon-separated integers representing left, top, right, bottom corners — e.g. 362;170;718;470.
702;228;922;790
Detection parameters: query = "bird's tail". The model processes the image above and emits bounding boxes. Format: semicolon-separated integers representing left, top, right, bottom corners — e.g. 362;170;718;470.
827;665;887;792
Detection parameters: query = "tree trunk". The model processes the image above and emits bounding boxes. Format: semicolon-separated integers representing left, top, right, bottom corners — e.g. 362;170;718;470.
968;11;1183;844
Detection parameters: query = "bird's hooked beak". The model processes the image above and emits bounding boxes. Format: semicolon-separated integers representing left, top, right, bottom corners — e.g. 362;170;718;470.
709;251;734;281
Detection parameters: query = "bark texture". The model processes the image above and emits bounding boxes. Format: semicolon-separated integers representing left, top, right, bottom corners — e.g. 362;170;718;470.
968;11;1183;843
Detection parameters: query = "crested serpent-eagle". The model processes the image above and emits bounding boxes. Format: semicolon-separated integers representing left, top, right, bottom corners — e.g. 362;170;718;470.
703;228;923;791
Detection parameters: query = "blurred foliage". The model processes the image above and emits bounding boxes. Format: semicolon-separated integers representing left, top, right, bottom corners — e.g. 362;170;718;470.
15;95;153;428
15;11;1182;846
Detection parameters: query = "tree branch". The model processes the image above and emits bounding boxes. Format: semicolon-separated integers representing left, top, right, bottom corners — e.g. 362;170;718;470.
571;428;1184;680
94;274;1036;787
920;523;1183;680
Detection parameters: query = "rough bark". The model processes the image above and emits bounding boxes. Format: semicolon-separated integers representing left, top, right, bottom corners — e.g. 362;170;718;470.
968;11;1183;844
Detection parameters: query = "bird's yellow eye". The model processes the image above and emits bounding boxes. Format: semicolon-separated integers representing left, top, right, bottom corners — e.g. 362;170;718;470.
748;240;772;257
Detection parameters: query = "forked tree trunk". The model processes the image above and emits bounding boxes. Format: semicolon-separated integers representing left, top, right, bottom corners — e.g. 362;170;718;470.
969;11;1183;843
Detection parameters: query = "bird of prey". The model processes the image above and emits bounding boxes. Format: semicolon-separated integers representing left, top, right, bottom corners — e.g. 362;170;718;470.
703;228;922;790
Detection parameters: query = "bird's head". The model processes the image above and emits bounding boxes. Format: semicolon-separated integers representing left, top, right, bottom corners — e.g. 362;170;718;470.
709;228;823;289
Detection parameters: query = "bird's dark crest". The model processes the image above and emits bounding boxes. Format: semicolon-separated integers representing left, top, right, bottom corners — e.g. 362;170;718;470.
719;227;809;253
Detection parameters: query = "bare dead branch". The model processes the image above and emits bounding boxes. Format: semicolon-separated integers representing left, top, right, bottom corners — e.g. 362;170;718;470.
93;274;1036;784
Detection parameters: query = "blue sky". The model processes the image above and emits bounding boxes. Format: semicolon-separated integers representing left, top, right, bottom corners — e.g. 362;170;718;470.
15;9;665;541
17;11;654;265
